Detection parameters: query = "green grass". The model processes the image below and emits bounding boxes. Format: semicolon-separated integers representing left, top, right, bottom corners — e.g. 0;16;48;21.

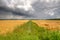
0;20;60;40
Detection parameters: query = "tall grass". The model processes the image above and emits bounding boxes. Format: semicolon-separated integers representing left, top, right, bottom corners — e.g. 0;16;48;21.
0;21;60;40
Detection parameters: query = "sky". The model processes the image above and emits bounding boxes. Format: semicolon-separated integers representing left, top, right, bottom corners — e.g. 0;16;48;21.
0;0;60;19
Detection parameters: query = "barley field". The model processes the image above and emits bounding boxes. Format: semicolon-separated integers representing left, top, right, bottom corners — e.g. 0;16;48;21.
0;20;60;40
0;20;60;34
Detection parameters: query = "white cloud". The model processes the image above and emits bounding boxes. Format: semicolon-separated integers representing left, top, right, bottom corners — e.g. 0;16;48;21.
40;0;60;3
2;0;37;11
0;0;60;19
48;11;54;16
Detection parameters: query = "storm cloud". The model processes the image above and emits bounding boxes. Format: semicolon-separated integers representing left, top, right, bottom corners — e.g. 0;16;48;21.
0;0;60;19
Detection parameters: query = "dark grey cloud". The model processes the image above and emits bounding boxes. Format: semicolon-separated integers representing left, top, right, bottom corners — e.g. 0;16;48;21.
0;7;33;16
0;0;60;19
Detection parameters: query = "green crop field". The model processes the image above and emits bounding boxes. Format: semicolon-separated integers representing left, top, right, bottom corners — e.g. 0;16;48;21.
0;21;60;40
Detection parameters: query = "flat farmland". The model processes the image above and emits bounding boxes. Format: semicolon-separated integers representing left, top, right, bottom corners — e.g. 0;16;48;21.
0;20;28;34
33;20;60;30
0;20;60;34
